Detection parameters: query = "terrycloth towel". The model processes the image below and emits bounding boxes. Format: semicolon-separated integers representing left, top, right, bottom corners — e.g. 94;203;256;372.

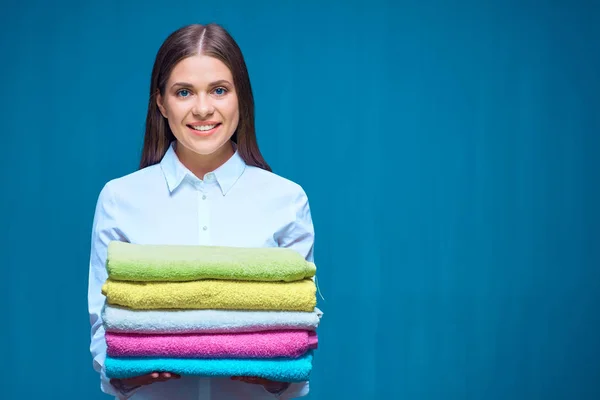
105;330;318;358
105;351;314;382
102;304;323;334
101;279;316;311
107;241;316;282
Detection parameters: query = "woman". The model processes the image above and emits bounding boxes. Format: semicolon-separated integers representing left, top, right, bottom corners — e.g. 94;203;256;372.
87;23;315;399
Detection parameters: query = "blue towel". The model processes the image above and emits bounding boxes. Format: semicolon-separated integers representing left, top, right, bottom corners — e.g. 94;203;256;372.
105;351;313;382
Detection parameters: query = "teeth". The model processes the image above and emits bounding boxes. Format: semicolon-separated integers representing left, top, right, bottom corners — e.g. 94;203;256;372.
191;124;217;131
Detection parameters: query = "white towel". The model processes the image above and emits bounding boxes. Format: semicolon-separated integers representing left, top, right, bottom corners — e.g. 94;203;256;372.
102;305;323;334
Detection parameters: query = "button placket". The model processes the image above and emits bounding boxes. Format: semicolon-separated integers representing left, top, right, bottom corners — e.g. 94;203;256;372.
197;184;210;245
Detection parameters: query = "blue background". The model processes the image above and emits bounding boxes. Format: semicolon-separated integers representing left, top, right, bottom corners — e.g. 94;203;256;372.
1;0;599;398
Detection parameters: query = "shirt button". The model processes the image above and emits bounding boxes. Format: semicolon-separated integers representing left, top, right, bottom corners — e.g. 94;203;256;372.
203;226;208;231
202;195;207;200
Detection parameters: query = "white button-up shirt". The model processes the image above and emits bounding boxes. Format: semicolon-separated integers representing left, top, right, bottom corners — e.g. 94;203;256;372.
87;142;315;399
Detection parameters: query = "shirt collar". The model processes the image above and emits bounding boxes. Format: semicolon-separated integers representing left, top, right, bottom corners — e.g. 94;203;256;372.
160;141;246;195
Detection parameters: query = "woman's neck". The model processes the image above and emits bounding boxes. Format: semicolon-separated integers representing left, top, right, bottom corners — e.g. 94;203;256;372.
174;140;235;180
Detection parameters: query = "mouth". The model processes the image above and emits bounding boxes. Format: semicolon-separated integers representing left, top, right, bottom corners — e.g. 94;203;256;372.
186;122;222;136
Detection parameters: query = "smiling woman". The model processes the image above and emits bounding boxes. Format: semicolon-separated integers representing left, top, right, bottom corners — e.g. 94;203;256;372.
140;23;269;180
87;23;318;400
156;54;240;176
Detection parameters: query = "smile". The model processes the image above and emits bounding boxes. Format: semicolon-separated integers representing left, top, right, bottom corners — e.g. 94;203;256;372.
187;123;221;136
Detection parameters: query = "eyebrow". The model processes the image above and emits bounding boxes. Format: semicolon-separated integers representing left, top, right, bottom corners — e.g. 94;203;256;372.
171;80;233;89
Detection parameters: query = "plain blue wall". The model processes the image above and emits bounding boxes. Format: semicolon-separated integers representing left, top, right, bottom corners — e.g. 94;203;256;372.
1;0;599;398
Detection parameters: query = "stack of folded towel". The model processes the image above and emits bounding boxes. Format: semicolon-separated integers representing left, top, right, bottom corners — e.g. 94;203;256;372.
101;241;322;383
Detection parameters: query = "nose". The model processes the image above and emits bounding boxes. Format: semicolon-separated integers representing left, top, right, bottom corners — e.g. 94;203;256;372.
192;93;214;117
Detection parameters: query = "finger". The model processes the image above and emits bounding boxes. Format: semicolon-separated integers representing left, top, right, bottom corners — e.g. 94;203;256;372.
242;376;267;385
160;372;178;381
145;372;161;384
122;374;147;385
154;372;171;382
121;373;157;386
142;372;160;384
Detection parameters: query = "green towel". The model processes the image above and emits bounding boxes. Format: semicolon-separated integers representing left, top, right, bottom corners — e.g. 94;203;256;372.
106;241;316;282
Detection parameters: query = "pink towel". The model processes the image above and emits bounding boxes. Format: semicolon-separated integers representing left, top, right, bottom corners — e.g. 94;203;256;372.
106;330;318;359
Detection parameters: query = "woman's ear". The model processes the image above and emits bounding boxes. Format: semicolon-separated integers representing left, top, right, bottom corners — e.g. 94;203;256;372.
156;91;167;118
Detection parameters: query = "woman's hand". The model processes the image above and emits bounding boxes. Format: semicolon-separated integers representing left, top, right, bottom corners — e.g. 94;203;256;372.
110;372;181;389
231;376;290;393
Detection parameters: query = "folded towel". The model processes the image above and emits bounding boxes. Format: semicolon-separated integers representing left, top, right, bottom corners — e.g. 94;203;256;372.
107;241;316;282
102;304;323;334
104;351;314;382
106;330;318;358
101;279;316;311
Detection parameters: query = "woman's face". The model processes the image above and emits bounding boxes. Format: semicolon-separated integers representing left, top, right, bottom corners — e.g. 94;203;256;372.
157;54;239;160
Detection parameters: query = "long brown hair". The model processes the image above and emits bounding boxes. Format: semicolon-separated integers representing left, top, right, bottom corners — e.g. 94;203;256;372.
139;23;271;171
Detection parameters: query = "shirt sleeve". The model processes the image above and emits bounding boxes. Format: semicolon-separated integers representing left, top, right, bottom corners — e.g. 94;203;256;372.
273;185;316;399
87;183;139;399
277;186;315;262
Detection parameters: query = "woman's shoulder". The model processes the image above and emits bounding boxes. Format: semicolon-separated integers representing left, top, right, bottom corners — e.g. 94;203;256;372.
98;164;164;200
243;165;309;199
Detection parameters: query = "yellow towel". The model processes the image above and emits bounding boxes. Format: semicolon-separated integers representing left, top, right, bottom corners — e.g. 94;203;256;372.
101;279;316;312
